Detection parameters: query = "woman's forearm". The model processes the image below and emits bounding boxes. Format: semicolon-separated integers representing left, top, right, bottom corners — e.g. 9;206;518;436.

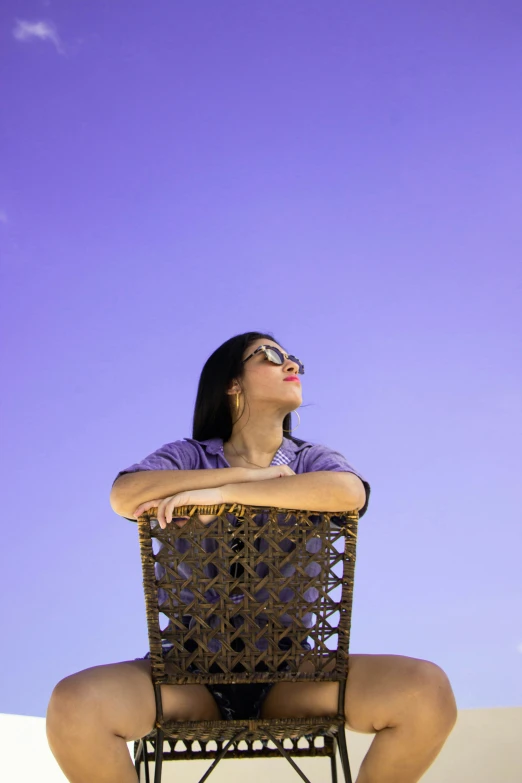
221;471;365;513
111;467;251;519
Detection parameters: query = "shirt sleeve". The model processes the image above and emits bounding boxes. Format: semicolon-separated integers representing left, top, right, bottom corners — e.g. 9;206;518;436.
302;443;371;520
112;440;197;522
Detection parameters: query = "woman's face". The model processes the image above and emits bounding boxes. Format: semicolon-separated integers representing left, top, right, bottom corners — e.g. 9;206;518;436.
239;340;302;407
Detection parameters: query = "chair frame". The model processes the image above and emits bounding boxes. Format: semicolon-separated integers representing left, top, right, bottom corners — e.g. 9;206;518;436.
133;502;359;783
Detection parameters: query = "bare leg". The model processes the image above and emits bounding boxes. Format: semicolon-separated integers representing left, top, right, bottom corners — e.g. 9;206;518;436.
355;718;454;783
261;653;458;783
347;655;457;783
46;658;221;783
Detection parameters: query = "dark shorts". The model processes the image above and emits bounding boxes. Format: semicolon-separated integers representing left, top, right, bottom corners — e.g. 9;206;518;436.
139;650;294;721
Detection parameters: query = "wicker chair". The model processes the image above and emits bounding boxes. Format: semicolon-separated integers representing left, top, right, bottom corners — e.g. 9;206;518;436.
133;501;359;783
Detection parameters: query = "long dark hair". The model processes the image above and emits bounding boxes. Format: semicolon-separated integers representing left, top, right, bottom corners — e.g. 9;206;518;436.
192;331;306;445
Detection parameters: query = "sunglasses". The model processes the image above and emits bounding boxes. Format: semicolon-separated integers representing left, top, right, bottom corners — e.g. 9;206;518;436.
242;345;305;375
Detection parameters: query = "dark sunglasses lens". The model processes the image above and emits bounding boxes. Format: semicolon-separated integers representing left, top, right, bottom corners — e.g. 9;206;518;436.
265;348;282;364
266;347;304;374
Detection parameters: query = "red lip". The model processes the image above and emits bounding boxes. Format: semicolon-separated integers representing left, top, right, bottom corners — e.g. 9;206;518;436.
284;376;300;382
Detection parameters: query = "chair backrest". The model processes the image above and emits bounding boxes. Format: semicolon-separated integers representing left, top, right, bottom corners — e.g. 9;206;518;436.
138;503;358;688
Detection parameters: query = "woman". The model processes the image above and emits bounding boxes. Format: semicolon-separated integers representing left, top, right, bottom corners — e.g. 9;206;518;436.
46;331;457;783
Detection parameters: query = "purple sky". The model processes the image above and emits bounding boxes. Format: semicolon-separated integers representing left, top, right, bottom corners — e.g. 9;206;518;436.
1;1;521;718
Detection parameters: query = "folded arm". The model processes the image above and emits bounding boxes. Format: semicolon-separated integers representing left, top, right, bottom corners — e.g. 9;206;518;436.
221;471;366;513
110;466;251;520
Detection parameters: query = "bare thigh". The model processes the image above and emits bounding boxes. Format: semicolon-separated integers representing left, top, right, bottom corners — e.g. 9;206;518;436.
47;658;222;743
260;653;457;733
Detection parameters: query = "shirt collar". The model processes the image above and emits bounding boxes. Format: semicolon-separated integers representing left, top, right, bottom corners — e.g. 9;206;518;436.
191;436;307;459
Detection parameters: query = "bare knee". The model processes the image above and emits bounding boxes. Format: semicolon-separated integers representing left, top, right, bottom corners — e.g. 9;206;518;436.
46;663;220;745
46;674;100;743
404;660;458;736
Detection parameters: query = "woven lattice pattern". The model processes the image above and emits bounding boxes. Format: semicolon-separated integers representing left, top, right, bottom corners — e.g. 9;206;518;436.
136;502;358;757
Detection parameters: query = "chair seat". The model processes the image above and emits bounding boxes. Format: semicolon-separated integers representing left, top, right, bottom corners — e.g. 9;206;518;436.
134;737;335;761
144;713;342;743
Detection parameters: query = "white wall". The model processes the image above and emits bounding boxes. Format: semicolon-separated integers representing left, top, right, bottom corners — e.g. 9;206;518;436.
2;707;521;782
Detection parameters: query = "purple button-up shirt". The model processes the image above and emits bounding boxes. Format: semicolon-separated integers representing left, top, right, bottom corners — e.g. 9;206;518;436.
114;436;370;653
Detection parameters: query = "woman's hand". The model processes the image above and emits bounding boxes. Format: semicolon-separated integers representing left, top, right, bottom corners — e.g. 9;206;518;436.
133;487;226;529
245;465;296;481
132;466;296;529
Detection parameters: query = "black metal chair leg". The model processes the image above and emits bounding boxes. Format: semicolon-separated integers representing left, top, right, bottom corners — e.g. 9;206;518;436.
134;738;152;783
264;730;314;783
330;738;338;783
196;728;250;783
154;729;164;783
336;726;353;783
143;738;151;783
134;739;142;780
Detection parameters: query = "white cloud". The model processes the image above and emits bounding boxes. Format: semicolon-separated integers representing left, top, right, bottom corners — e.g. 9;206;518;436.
12;19;64;54
0;211;7;224
517;642;522;654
